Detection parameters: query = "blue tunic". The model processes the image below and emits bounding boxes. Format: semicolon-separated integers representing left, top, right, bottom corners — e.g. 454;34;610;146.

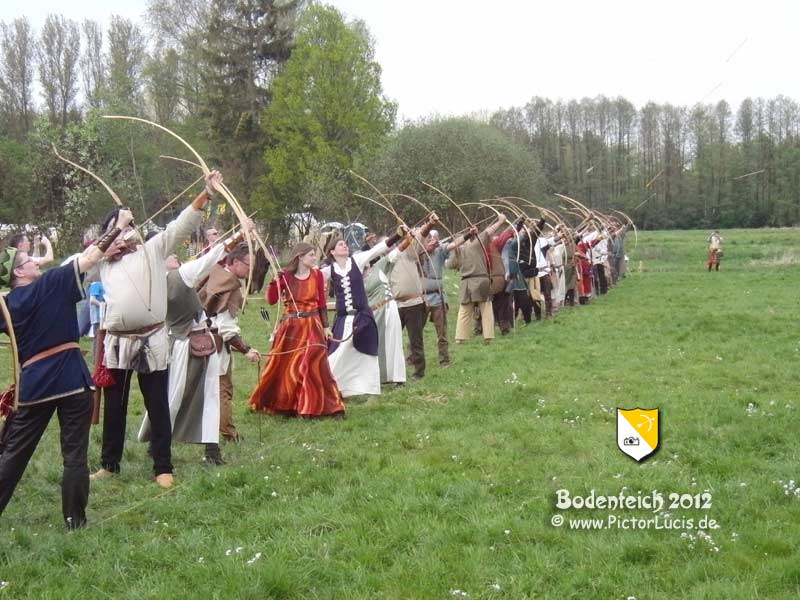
1;260;93;405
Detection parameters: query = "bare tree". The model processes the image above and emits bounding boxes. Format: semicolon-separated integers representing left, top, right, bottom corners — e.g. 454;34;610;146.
0;17;36;137
144;47;181;122
107;15;146;108
81;19;106;109
38;14;81;127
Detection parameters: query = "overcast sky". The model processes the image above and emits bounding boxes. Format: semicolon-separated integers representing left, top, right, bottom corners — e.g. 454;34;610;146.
3;0;798;120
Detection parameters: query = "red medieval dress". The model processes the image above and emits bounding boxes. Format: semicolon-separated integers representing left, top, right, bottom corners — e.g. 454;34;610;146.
248;268;345;417
577;238;601;297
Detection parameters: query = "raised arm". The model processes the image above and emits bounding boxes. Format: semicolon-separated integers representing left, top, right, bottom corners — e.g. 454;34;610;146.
77;209;135;274
32;235;54;267
150;171;219;257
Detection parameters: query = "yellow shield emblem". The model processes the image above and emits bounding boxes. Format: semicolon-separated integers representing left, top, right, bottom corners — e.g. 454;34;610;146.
617;408;659;462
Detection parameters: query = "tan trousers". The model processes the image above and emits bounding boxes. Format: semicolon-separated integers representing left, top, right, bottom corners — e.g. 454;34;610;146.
219;361;238;441
455;301;494;341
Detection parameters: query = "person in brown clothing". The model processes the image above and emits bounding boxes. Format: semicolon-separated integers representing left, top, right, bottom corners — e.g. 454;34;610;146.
198;244;261;442
453;214;507;343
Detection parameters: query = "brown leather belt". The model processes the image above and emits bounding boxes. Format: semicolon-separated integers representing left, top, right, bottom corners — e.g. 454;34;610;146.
370;297;393;312
280;311;318;322
22;342;80;369
393;294;422;303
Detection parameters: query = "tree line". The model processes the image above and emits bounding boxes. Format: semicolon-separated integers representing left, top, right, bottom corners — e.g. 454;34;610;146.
490;95;800;229
0;2;797;253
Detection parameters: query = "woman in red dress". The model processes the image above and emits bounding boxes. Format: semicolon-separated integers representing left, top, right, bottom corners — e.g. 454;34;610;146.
248;243;345;417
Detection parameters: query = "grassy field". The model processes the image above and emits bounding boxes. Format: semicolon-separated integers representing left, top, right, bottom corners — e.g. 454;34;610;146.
1;228;799;599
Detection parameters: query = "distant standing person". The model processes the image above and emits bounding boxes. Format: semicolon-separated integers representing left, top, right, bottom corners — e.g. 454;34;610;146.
88;280;105;338
707;231;723;271
8;233;54;268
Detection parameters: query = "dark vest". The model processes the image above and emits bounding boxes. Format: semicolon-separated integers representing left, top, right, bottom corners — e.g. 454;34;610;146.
328;258;378;356
166;270;205;340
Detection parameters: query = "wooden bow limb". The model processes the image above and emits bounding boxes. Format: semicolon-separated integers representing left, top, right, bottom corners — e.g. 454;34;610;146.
346;173;446;316
439;214;495;242
498;197;540;264
611;209;638;250
475;200;525;265
53;145;124;207
102;115;256;311
503;197;562;263
217;181;258;307
387;191;462;303
494;198;538;265
160;155;203;170
458;201;518;262
188;210;261;259
556;194;606;236
420;181;491;271
390;193;456;240
350;188;441;306
139;175;204;230
348;171;403;222
645;169;663;189
52;144;154;310
347;174;441;292
351;192;399;223
264;244;300;334
0;293;20;414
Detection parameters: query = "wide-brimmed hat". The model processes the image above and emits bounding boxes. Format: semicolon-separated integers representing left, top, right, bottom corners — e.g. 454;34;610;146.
0;247;18;287
289;242;315;262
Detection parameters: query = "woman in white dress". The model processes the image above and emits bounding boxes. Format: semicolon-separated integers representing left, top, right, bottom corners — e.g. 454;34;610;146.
321;229;405;397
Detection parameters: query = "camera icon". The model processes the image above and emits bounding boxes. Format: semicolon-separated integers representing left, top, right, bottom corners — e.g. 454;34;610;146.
623;436;639;446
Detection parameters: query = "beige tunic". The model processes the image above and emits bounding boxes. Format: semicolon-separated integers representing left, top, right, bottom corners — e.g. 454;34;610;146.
389;242;424;309
457;231;491;304
101;204;203;372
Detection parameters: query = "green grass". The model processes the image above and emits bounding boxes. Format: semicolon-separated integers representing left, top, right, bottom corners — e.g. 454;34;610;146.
1;228;799;599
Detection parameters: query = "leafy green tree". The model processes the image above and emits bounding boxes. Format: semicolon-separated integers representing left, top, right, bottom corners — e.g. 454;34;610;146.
359;117;545;232
260;3;396;228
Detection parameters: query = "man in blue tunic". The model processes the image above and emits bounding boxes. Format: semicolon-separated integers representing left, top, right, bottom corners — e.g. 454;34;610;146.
0;210;133;529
